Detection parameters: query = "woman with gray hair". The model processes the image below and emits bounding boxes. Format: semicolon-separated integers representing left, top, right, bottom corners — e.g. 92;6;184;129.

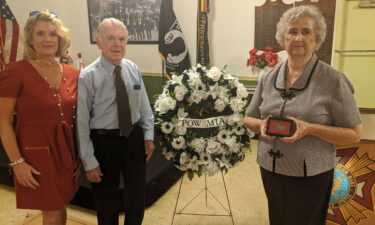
244;5;362;225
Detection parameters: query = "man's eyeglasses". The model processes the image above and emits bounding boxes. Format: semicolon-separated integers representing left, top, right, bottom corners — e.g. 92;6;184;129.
29;11;58;18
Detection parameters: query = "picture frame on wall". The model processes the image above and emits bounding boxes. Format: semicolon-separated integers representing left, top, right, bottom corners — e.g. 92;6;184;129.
87;0;161;44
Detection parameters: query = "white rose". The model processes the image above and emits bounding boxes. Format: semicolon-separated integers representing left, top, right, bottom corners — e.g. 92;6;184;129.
179;152;190;166
214;99;227;112
207;67;221;81
174;124;187;135
206;139;221;154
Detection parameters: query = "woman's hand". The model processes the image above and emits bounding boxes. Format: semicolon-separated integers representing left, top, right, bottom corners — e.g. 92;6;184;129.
280;116;309;143
260;116;277;141
73;159;82;181
12;162;41;189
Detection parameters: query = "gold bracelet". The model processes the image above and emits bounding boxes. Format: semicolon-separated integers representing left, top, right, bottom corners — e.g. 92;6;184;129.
9;157;25;167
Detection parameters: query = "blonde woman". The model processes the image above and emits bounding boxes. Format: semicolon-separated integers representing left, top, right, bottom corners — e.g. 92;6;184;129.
0;10;79;225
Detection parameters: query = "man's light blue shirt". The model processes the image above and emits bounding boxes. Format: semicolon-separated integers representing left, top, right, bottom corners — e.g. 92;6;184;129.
76;56;154;171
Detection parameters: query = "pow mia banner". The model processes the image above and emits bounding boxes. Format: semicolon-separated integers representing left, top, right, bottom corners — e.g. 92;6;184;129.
158;0;191;78
178;116;229;128
197;0;210;67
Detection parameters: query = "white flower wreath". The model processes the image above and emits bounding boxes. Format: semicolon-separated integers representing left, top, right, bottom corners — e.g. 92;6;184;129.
154;64;252;179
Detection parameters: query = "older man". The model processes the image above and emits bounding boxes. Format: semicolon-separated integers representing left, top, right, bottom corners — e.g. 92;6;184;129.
76;18;155;225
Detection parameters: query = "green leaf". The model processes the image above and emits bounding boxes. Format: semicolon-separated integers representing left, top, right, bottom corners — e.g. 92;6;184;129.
187;170;194;180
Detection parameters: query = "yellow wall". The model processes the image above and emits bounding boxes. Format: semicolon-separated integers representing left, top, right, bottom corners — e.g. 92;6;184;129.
333;0;375;140
332;0;375;108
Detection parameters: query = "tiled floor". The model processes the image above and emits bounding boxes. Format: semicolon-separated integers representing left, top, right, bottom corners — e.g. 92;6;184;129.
0;141;269;225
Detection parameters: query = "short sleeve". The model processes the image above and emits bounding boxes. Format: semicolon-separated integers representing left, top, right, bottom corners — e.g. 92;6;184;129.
0;63;23;98
245;75;264;119
331;73;361;128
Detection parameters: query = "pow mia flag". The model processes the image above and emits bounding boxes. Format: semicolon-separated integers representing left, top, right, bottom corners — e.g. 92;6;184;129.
159;0;191;78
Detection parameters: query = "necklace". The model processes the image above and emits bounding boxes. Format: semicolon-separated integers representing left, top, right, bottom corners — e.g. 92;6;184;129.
34;61;76;127
35;59;57;71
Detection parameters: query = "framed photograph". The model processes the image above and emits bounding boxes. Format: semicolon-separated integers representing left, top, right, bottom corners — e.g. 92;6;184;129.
87;0;161;44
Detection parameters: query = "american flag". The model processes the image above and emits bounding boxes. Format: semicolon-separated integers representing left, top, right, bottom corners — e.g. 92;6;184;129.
0;0;23;70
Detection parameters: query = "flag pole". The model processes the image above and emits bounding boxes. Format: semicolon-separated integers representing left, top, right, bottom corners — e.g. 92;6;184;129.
161;59;165;83
0;24;5;70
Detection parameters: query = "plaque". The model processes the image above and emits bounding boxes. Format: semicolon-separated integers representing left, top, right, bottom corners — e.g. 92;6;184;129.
266;117;295;137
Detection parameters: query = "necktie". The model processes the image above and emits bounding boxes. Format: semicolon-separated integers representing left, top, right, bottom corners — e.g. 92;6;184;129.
114;65;133;137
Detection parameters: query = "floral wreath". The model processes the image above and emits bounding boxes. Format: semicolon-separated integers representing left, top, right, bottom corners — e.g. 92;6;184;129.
154;64;251;179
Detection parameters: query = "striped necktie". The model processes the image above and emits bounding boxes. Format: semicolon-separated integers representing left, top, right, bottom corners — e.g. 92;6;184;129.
114;65;133;137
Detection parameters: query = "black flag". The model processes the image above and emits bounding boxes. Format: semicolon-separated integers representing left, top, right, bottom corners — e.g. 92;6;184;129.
159;0;191;78
197;0;210;67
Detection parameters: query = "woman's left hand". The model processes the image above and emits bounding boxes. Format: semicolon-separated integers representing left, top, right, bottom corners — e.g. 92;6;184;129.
280;116;310;143
73;159;82;181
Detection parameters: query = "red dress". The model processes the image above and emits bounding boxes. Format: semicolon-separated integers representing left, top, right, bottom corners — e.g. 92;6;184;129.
0;60;79;210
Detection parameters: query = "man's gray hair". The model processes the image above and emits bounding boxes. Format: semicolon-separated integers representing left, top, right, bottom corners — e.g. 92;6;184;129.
275;5;327;50
96;17;127;39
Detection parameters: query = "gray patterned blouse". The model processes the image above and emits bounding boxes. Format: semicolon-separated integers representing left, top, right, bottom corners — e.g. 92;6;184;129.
246;54;361;177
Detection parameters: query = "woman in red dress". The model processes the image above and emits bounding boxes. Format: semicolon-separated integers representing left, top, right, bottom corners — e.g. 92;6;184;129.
0;11;79;225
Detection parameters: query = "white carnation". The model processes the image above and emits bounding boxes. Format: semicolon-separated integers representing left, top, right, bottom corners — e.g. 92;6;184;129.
228;142;241;153
174;85;188;101
227;114;243;125
189;138;206;153
229;97;246;113
154;95;176;114
236;83;248;98
187;72;202;88
188;90;204;104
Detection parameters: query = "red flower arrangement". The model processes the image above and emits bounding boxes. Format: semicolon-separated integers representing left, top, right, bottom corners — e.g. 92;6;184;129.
247;47;278;69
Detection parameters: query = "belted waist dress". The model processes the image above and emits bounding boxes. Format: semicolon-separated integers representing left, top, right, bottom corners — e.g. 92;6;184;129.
0;60;79;210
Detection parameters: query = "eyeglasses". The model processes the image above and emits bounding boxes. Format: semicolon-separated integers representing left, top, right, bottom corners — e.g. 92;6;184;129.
29;11;58;18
